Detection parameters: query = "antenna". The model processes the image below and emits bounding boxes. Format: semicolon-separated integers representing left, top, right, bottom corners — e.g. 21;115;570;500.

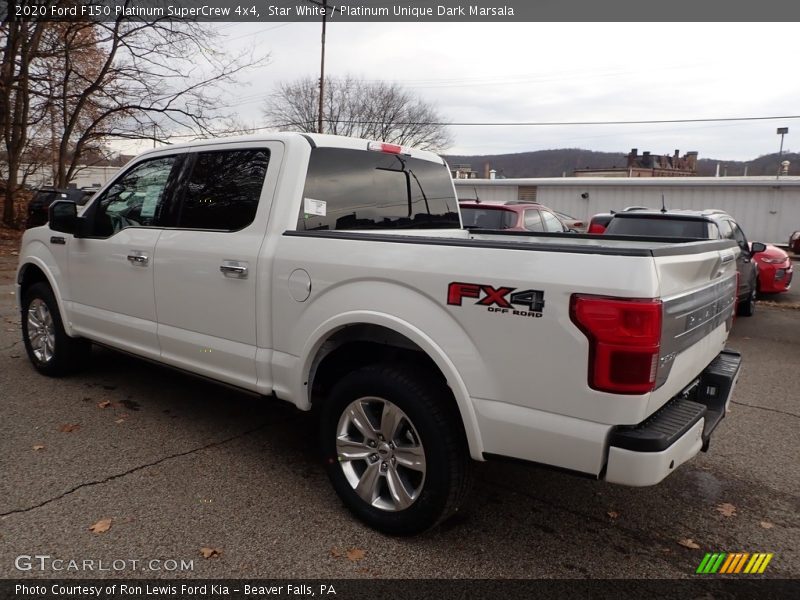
660;194;667;214
473;186;480;203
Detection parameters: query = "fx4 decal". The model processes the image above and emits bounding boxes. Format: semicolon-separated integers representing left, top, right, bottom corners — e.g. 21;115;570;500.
447;282;545;318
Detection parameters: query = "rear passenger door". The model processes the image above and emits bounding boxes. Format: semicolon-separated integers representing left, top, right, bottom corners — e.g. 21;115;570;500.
153;143;282;391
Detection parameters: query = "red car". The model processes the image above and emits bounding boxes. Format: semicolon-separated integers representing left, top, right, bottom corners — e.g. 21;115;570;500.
459;201;571;233
751;243;793;294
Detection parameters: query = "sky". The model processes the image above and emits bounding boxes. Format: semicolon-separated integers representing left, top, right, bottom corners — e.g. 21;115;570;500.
156;22;800;161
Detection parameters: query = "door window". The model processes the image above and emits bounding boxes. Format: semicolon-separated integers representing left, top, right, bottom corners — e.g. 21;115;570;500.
178;149;270;231
91;156;178;237
730;222;749;252
523;210;544;231
541;210;565;232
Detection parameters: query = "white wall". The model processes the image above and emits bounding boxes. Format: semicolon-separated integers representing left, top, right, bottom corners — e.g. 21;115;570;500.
455;178;800;245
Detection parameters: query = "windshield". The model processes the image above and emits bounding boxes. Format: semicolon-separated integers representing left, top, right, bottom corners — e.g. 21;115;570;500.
605;216;710;238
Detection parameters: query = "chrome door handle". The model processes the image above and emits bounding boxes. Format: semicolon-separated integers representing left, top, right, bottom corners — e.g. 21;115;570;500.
127;252;149;266
220;261;248;279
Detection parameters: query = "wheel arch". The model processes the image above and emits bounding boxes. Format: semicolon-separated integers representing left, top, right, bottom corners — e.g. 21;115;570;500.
301;314;485;460
17;257;71;332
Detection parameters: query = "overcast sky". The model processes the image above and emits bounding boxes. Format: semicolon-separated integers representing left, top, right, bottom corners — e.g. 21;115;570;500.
190;22;798;160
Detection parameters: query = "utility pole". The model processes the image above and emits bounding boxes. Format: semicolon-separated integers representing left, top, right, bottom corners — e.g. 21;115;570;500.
317;0;327;134
776;127;788;179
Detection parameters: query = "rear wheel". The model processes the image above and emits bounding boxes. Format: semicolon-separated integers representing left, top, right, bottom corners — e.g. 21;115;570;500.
320;364;470;535
21;282;90;376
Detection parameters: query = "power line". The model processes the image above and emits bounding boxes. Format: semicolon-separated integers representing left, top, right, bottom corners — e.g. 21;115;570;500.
161;114;800;140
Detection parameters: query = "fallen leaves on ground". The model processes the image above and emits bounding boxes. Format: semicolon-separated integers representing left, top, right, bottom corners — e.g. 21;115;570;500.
200;547;222;559
716;503;737;518
346;548;366;562
678;538;701;549
97;400;112;409
760;521;775;529
89;518;112;534
58;423;80;433
607;510;620;520
32;445;45;451
330;547;366;562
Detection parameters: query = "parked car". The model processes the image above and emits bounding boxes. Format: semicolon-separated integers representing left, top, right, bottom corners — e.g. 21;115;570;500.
751;243;793;294
459;201;571;233
587;213;612;234
26;187;96;229
789;231;800;254
553;210;587;233
604;209;765;316
587;207;649;234
17;133;741;534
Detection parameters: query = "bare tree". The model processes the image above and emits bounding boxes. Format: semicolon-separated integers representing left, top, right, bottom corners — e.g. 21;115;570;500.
263;76;452;152
1;5;269;227
0;19;48;226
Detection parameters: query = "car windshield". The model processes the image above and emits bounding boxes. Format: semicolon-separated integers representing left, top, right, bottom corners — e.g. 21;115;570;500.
460;207;517;229
605;216;709;238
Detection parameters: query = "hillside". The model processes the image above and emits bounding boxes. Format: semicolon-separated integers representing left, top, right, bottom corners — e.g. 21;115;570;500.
443;149;800;178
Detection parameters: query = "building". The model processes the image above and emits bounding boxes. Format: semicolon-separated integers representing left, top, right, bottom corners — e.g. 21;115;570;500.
454;176;800;245
574;148;699;177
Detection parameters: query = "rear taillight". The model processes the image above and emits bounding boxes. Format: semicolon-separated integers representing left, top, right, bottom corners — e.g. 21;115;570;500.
570;295;662;395
587;223;606;234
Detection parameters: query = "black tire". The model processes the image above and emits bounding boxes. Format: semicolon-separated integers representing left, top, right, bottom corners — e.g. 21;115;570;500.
21;282;90;376
737;284;757;317
320;363;470;535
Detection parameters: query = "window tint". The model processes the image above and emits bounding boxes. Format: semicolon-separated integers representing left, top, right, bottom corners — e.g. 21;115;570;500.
461;207;517;229
605;217;709;238
178;149;269;231
541;210;565;232
92;156;178;237
523;210;544;231
298;148;459;231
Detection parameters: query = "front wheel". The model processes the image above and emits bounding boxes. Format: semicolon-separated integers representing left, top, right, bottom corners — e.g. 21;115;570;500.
21;282;90;376
320;364;470;535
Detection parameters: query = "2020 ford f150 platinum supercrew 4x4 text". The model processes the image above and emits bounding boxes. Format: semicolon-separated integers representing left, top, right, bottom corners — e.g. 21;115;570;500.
17;133;742;534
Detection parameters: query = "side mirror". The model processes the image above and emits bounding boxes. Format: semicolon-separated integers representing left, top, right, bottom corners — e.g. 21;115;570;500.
49;200;77;234
751;242;767;254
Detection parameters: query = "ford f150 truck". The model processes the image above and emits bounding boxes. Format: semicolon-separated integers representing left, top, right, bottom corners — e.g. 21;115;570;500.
17;133;742;534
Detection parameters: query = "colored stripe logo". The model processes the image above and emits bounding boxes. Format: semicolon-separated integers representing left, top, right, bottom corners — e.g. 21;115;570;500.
696;552;773;574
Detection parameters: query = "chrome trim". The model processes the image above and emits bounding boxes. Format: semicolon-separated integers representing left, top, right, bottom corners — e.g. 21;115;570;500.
656;274;737;388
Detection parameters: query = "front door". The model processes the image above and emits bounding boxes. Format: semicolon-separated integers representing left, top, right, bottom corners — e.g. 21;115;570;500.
67;154;182;359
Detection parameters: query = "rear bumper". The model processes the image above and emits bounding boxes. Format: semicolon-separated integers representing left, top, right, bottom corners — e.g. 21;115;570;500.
605;349;741;486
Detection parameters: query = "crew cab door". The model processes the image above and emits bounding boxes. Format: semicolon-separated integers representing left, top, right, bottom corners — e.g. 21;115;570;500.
152;144;282;390
66;154;184;359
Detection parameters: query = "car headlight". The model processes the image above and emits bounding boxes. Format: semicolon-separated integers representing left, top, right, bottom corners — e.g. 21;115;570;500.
760;257;787;264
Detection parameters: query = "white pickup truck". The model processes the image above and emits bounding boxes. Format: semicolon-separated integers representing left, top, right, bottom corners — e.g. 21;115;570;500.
17;133;742;534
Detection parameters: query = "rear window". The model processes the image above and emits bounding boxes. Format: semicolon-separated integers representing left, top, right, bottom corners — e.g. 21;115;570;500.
605;216;710;238
298;148;459;231
461;207;517;229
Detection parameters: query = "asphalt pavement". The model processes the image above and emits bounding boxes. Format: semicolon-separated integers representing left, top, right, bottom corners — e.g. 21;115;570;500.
0;256;798;580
